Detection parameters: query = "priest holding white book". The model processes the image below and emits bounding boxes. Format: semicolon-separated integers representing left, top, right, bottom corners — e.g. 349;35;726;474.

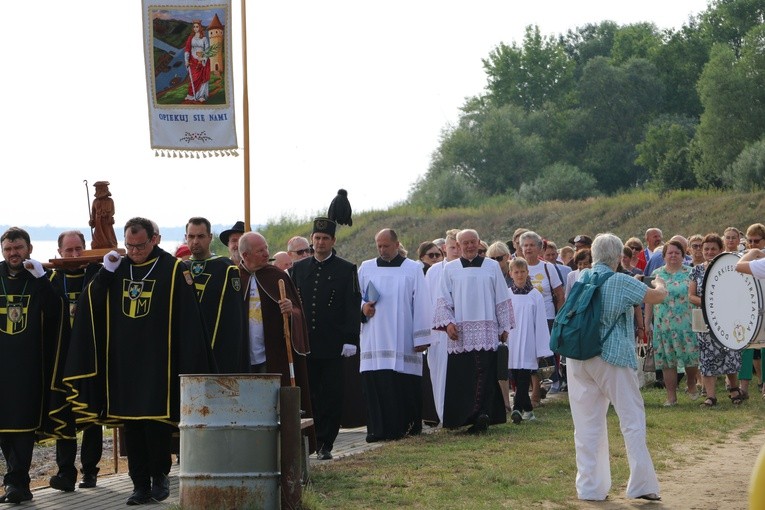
358;228;432;443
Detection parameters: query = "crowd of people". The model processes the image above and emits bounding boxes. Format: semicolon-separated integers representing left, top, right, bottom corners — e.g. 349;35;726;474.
2;218;764;505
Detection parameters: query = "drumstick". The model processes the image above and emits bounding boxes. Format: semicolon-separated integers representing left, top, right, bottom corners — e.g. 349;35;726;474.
278;279;296;387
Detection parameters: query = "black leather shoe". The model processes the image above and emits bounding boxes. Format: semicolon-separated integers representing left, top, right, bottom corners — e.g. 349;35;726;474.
79;473;98;488
317;448;333;460
637;493;661;501
365;434;381;443
126;487;152;506
151;474;170;502
49;474;76;492
466;413;490;435
4;485;33;504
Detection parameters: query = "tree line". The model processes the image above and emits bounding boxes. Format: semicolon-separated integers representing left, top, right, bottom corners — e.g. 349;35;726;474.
408;0;765;208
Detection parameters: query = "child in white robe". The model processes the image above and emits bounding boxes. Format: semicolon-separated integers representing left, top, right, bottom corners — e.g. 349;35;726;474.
507;258;553;423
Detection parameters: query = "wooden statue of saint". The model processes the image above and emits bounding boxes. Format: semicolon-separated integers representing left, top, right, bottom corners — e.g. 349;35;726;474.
90;181;118;249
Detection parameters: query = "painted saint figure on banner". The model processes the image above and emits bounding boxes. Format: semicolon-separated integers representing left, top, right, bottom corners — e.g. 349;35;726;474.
184;20;211;102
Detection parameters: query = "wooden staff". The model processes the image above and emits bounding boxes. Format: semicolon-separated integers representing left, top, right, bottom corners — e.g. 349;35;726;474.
83;179;94;239
278;279;296;387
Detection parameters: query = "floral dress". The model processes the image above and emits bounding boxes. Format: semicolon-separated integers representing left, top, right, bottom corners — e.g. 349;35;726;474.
690;264;742;376
652;266;698;369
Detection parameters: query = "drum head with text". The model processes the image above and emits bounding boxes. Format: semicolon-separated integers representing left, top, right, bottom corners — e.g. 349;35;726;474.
702;252;764;351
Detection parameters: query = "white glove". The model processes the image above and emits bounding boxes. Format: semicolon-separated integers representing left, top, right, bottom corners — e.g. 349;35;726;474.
341;344;357;357
23;259;45;278
103;250;121;272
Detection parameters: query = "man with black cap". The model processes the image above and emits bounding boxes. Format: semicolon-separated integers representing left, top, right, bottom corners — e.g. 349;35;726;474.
220;220;246;265
290;218;361;460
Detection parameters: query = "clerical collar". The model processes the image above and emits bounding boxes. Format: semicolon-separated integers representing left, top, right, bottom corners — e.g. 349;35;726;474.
377;254;405;267
460;256;484;268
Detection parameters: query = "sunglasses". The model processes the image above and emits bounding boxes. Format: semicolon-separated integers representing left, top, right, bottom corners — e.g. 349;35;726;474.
290;248;312;256
425;252;442;259
492;255;505;262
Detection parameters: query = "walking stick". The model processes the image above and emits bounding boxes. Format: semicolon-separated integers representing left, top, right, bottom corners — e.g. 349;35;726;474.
278;279;296;387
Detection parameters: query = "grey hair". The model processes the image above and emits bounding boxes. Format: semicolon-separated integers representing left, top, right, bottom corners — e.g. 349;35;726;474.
591;233;624;269
456;229;479;242
519;231;543;248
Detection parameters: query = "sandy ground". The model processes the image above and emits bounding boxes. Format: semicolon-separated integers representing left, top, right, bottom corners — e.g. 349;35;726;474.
573;425;765;510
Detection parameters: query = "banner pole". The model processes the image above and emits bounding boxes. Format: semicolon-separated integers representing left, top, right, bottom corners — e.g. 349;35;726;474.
241;0;251;232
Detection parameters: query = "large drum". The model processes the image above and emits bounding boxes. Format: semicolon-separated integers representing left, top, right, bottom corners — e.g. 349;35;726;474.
702;252;765;351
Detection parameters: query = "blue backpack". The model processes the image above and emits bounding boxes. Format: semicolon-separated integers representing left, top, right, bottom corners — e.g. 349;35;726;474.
549;270;617;360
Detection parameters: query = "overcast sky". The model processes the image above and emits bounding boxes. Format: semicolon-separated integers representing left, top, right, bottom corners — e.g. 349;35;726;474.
4;0;709;232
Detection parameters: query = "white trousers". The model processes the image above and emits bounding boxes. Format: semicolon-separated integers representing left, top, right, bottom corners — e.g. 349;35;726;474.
567;357;660;500
428;331;448;422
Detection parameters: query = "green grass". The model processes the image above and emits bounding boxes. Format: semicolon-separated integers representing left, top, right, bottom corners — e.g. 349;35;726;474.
302;384;765;509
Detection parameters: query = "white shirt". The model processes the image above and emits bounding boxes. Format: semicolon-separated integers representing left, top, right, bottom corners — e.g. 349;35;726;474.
527;260;562;319
247;276;266;365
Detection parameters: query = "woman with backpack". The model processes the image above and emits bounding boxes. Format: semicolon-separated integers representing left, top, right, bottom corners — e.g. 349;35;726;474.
566;233;668;502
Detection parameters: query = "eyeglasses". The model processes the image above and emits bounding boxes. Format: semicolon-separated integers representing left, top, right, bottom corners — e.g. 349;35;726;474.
478;249;487;255
290;248;312;256
492;255;505;262
691;244;702;249
425;252;442;259
748;238;763;245
628;245;641;251
125;240;150;251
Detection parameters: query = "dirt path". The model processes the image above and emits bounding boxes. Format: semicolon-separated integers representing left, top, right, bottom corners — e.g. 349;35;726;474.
574;424;765;509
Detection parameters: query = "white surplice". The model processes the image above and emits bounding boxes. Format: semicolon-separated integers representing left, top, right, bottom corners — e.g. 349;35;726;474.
358;258;432;376
507;289;553;370
433;257;514;354
424;260;448;421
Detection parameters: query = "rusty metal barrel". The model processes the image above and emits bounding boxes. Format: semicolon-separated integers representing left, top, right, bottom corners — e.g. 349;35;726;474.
179;374;281;510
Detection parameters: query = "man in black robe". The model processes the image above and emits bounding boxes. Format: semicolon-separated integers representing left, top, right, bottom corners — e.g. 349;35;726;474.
290;218;360;460
238;232;316;451
0;227;67;504
48;230;103;492
64;217;212;505
185;217;248;373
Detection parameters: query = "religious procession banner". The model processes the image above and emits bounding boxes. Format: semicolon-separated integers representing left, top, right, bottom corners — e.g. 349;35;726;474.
141;0;238;157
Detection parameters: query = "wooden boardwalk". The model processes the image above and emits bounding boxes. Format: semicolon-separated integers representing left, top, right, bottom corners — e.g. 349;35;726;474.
24;426;375;509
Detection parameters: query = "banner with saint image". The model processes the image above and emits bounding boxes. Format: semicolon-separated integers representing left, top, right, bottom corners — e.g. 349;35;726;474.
141;0;238;157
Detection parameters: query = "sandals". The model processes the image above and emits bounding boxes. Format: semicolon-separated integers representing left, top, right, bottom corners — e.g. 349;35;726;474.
700;396;717;407
729;387;744;405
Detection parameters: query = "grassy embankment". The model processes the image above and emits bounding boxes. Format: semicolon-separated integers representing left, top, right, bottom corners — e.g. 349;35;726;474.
261;189;765;266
